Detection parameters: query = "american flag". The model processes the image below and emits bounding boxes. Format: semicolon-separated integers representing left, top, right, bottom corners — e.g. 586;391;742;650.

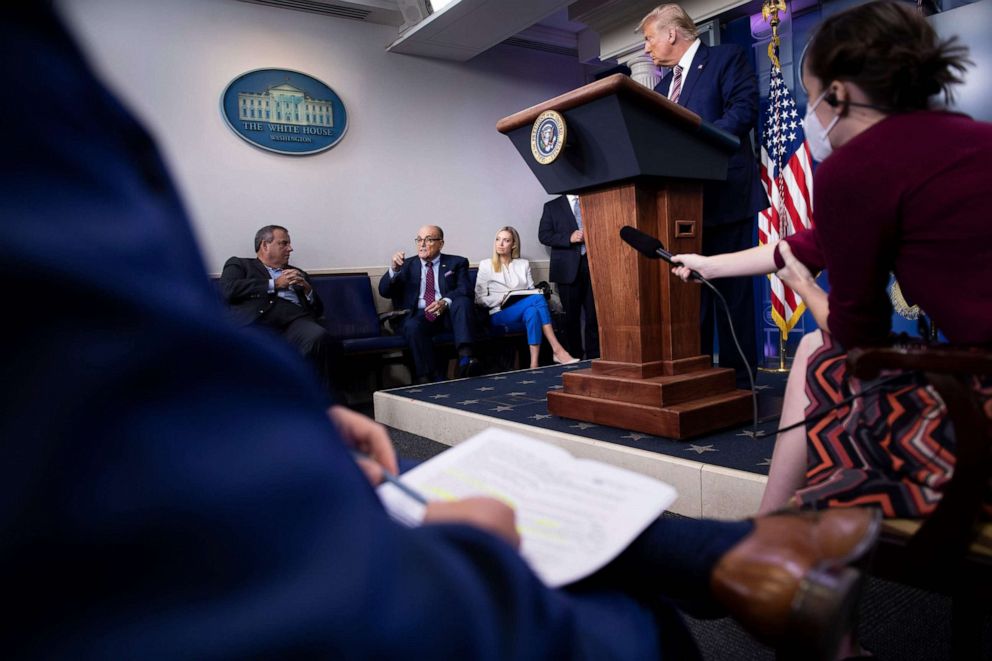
758;45;815;335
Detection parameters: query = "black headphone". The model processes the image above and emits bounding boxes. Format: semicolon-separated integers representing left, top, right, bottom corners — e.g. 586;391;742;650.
824;90;891;112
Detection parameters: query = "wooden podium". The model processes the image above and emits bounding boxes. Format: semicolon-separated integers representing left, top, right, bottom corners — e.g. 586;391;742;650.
497;74;752;439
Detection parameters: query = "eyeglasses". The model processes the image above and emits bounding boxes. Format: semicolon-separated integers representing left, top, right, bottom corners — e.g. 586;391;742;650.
414;236;441;245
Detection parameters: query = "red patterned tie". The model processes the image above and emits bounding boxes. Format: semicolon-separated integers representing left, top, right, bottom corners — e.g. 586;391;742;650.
669;64;683;104
423;262;437;321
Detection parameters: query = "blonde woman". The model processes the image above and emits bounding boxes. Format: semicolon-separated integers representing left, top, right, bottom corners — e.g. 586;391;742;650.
475;226;578;369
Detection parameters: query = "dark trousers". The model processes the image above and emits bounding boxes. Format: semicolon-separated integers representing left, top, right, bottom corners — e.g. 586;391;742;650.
701;220;758;387
557;254;600;359
575;514;752;637
401;297;475;379
259;299;333;393
283;316;333;389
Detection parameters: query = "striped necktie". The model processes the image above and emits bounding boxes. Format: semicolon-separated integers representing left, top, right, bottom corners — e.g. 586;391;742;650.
571;197;586;256
669;65;683;104
423;261;438;321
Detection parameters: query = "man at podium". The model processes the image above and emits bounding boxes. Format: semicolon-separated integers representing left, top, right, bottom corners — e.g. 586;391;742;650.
639;4;769;387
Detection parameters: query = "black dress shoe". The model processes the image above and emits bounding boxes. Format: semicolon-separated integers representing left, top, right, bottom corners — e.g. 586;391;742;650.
711;508;881;661
457;357;482;378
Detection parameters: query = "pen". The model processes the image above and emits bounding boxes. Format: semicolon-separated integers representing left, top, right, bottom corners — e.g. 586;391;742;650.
352;451;428;505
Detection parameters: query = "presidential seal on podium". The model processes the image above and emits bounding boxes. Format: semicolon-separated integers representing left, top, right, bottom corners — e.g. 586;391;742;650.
530;110;566;165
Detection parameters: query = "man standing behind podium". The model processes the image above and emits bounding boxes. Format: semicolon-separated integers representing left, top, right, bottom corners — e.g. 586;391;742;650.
539;195;600;359
639;4;769;387
221;225;332;391
379;225;479;383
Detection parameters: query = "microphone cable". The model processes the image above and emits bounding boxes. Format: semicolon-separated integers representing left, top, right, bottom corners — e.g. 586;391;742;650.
692;273;917;440
757;371;914;438
694;277;760;434
615;225;914;440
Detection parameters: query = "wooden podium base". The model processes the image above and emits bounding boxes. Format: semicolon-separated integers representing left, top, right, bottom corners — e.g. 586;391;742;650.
547;364;753;439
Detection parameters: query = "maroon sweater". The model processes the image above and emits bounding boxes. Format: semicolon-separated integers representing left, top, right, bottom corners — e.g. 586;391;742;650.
775;111;992;348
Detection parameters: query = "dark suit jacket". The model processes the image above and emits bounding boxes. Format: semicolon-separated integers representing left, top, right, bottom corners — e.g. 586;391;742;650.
655;43;769;226
377;253;471;311
220;256;323;327
538;195;583;285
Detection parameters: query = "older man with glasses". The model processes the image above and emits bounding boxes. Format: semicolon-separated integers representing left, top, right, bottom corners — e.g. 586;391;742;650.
379;225;480;383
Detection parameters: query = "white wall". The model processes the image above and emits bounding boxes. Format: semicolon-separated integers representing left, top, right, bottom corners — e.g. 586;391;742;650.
57;0;590;273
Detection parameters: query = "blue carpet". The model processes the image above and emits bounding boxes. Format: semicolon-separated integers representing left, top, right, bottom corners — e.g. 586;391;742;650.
383;361;790;476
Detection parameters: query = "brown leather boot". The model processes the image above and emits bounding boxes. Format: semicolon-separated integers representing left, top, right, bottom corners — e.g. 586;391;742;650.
710;508;881;661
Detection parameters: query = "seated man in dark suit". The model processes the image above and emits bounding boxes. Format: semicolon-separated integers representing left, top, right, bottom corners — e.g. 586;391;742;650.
220;225;332;391
379;225;479;382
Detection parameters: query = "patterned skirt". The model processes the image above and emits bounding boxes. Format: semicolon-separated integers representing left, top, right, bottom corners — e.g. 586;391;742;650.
793;333;992;518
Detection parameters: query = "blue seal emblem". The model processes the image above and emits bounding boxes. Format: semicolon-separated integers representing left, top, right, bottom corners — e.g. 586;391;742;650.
221;68;348;156
530;110;566;165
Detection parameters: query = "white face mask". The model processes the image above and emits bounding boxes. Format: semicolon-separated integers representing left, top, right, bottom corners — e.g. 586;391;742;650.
802;90;840;162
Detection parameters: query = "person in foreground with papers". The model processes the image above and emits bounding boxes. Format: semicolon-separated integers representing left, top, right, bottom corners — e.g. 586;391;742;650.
4;5;878;660
475;226;579;369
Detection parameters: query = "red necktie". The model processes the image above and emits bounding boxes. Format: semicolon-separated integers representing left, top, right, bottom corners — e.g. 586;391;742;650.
423;262;437;321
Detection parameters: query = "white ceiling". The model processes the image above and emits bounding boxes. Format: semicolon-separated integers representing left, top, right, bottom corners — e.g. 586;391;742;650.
237;0;609;61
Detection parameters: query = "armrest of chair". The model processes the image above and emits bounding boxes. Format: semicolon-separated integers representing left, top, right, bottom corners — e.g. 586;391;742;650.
846;345;992;575
847;345;992;380
378;309;410;335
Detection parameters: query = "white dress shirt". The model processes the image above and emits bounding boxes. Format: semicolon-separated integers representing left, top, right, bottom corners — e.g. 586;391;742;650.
474;258;535;314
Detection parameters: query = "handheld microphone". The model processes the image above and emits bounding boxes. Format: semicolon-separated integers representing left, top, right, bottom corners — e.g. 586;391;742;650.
619;226;702;281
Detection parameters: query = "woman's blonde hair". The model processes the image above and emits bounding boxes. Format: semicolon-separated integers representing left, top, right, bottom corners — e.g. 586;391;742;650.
491;226;521;272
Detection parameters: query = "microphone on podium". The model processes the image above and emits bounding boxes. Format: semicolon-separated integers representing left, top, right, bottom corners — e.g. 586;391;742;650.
618;226;704;282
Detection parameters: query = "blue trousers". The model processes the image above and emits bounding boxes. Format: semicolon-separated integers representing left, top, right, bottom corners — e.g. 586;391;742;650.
491;294;551;345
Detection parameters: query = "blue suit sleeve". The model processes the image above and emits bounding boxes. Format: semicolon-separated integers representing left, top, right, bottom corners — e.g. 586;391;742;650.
378;263;400;298
711;46;760;139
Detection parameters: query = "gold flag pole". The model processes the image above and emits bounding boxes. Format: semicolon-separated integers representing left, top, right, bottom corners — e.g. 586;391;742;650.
758;0;792;374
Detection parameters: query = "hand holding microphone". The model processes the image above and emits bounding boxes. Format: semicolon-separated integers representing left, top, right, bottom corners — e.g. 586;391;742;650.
670;254;708;282
618;225;705;282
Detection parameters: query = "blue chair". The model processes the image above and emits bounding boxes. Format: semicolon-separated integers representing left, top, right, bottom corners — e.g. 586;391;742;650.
309;273;411;388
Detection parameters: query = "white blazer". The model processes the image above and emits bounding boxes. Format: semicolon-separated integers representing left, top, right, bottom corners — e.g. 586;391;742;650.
475;258;535;314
